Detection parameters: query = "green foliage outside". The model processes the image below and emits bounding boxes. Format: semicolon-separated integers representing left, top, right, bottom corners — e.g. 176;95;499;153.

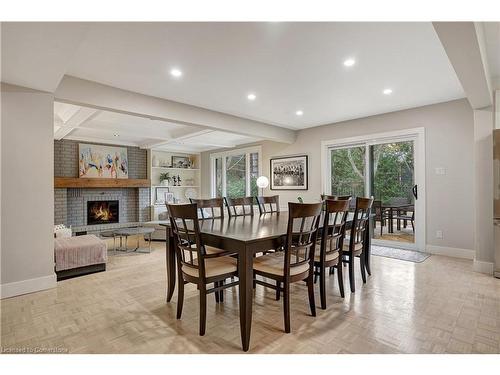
331;142;414;204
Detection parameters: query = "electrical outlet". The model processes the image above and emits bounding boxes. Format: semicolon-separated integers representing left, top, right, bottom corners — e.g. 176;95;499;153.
435;167;446;175
436;230;443;239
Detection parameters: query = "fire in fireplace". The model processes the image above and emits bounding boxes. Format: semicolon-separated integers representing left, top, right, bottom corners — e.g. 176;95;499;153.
87;200;119;225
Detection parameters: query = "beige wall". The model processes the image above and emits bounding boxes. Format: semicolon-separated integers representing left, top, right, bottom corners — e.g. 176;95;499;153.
201;99;475;252
1;84;55;298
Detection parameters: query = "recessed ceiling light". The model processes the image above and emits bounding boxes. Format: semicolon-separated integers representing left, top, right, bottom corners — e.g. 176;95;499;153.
295;110;304;116
113;133;119;137
343;58;356;67
170;68;183;78
247;93;257;101
383;88;393;95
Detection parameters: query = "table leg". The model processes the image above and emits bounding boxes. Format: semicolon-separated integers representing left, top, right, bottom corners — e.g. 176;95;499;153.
364;218;372;276
166;227;176;302
149;233;152;253
239;245;254;352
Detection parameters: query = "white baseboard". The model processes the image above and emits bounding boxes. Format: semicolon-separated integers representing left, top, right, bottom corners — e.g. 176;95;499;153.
426;245;475;259
473;259;494;275
0;274;56;299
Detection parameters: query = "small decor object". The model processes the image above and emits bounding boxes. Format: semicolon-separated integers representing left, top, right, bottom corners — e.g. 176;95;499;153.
171;155;190;168
177;175;182;186
297;197;304;203
155;187;170;204
165;192;175;204
184;178;195;186
159;172;171;186
78;143;128;179
270;155;308;190
256;175;269;196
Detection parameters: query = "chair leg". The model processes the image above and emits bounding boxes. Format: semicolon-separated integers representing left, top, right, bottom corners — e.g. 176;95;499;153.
314;267;319;284
307;273;316;317
199;284;207;336
283;283;291;333
337;262;345;298
276;280;280;301
319;267;326;309
214;282;219;303
348;257;355;293
219;280;224;303
176;274;185;319
360;254;367;284
329;266;335;275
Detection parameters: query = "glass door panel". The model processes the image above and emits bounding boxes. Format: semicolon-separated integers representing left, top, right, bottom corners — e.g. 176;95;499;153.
370;141;415;245
330;146;366;197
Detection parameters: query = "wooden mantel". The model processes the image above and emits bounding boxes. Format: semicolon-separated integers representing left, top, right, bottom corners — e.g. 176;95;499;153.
54;177;151;188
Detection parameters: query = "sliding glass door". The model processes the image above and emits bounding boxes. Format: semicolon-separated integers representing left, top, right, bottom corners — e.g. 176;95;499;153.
326;130;424;251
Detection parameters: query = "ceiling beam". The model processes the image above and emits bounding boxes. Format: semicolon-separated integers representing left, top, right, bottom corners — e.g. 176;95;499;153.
54;107;100;140
433;22;493;109
55;76;296;144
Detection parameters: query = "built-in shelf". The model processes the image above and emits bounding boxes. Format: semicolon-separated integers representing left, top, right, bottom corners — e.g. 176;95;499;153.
55;177;151;188
152;167;199;171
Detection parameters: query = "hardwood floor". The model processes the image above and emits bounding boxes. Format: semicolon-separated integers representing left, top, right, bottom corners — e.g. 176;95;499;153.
1;236;499;354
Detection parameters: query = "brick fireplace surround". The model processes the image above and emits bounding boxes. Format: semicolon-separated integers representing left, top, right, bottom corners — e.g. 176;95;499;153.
54;140;150;234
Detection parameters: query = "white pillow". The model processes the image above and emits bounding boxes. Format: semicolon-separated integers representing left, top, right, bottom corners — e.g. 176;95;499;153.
55;228;72;238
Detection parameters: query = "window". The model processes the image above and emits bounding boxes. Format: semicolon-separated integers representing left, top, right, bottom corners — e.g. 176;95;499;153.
211;146;262;198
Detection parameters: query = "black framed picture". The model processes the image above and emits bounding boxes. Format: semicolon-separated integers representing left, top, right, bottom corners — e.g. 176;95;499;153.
270;155;308;190
171;155;190;168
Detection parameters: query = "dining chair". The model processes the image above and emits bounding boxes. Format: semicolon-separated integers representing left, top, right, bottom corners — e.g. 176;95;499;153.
189;198;225;219
393;206;415;232
225;196;255;217
343;196;373;293
167;203;239;336
256;195;280;214
314;198;350;308
321;194;351;201
253;201;323;333
372;200;387;237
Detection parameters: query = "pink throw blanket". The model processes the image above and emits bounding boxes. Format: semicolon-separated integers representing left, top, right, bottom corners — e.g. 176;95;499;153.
54;235;107;271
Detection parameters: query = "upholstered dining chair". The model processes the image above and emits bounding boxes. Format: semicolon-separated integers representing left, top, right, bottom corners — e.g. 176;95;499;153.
314;198;350;308
189;198;225;219
256;195;280;214
167;203;239;336
343;197;373;293
225;196;255;217
253;201;323;333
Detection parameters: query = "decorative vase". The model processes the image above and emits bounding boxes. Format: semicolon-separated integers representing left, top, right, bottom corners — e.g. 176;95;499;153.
162;179;169;186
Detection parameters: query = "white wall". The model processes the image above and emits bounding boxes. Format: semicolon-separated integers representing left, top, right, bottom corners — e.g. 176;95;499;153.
201;99;475;254
1;83;56;298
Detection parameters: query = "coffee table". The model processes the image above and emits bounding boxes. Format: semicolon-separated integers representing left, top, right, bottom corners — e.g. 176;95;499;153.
101;227;155;253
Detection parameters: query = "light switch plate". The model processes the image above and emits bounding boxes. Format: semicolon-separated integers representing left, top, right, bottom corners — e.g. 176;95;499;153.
435;167;446;175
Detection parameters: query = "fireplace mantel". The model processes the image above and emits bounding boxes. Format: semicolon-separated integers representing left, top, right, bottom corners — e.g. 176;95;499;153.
55;177;150;188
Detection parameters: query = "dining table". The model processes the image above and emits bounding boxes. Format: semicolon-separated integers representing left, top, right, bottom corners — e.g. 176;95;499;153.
160;211;372;352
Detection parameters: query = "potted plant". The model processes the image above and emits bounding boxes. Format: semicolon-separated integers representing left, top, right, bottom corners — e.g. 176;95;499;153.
160;172;171;186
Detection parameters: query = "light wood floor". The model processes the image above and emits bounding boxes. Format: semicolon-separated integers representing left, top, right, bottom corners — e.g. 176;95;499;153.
1;236;499;354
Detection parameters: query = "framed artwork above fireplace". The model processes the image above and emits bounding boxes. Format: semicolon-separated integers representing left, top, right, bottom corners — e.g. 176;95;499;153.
78;143;129;179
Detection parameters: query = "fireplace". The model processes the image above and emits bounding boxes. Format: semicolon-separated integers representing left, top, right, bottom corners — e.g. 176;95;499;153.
87;200;119;225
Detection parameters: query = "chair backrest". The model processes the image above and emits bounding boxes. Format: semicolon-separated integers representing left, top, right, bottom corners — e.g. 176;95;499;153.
167;203;207;279
256;195;280;214
225;196;254;217
373;200;383;218
319;199;350;262
283;202;323;277
189;198;224;219
321;194;351;201
349;197;374;251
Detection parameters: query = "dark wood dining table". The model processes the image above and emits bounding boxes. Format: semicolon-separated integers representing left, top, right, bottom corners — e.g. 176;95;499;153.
160;212;372;351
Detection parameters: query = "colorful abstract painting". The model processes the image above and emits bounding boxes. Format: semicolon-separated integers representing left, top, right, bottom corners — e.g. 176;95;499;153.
78;144;129;179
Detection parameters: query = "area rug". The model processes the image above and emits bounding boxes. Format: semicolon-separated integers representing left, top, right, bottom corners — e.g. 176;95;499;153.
370;245;430;263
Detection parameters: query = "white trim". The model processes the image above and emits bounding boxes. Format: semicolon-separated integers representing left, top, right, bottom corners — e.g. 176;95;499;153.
473;259;494;275
0;274;56;299
321;127;426;252
426;245;475;259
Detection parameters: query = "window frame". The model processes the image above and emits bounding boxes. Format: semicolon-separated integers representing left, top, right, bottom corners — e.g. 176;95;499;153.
210;145;262;198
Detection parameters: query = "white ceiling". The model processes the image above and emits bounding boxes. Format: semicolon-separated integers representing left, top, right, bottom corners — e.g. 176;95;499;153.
53;102;261;152
64;22;465;129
